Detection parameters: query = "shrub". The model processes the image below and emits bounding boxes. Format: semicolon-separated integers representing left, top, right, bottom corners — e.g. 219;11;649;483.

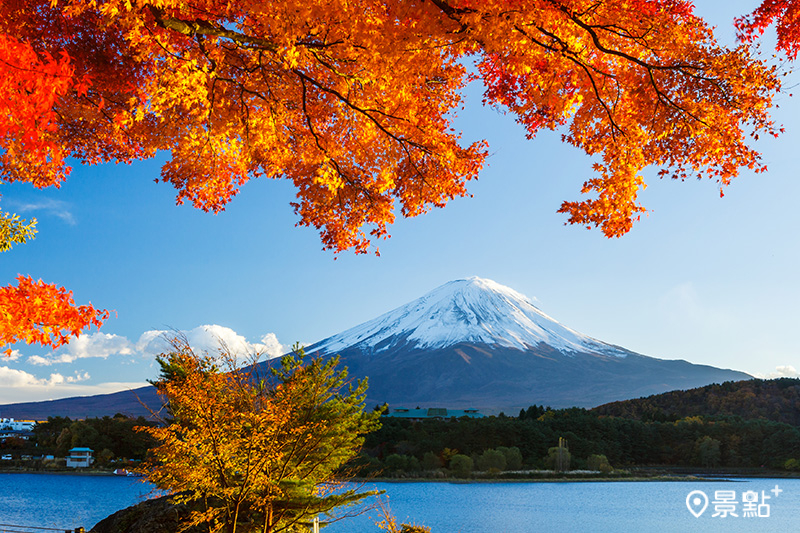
449;454;473;478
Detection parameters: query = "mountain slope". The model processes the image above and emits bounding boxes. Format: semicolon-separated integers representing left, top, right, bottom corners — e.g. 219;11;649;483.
303;277;750;409
0;386;160;420
313;277;629;357
0;277;752;418
307;342;750;410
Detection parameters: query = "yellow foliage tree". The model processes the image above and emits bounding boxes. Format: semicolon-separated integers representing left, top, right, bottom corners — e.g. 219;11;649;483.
138;340;382;533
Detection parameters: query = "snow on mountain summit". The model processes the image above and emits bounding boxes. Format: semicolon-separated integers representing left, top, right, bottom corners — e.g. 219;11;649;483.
311;277;628;357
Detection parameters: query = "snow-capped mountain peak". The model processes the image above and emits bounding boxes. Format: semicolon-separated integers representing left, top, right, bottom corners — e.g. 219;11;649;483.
311;277;628;357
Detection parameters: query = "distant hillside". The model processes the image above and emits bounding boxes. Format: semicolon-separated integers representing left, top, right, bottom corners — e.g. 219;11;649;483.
592;378;800;425
0;387;160;420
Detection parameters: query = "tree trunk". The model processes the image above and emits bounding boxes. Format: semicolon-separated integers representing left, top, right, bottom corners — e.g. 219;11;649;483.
229;501;241;533
262;503;273;533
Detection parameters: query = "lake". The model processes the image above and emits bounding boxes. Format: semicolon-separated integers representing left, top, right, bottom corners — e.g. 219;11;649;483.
0;473;157;530
1;474;798;532
323;479;800;532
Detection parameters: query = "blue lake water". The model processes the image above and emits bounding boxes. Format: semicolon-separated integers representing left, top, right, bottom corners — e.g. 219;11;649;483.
2;474;799;532
323;479;800;533
0;473;157;531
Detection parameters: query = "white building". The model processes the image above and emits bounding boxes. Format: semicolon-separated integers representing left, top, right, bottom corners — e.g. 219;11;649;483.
66;448;95;468
0;418;35;431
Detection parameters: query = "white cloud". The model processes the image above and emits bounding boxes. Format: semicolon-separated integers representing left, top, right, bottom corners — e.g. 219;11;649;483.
135;329;170;355
183;325;285;358
3;325;286;403
185;324;253;355
28;333;134;366
134;325;286;360
0;366;45;388
0;366;87;389
9;198;76;225
66;333;135;359
256;333;285;358
758;365;800;379
22;325;286;366
26;355;52;366
67;371;91;383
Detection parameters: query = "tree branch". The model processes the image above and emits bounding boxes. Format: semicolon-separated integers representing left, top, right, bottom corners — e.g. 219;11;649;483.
147;4;278;51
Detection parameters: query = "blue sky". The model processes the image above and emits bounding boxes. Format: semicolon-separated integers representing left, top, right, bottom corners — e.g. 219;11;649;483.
1;1;798;405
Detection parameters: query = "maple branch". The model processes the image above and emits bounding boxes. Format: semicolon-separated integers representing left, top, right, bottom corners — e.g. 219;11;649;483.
195;34;217;73
527;13;719;135
555;3;703;73
295;65;411;125
512;24;624;137
148;5;346;54
295;66;448;211
572;58;622;139
297;37;346;49
399;142;441;199
142;22;190;62
644;70;712;129
432;0;716;137
238;85;253;150
426;0;473;34
147;5;279;51
570;7;720;129
293;69;428;154
298;76;372;204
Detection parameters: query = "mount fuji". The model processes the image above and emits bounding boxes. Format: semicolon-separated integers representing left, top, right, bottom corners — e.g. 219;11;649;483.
311;277;631;358
301;277;750;410
0;277;751;418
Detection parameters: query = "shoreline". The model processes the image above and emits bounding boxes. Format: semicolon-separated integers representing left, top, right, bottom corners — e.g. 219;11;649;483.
0;468;123;476
3;468;798;482
354;473;795;483
354;475;713;483
0;472;717;482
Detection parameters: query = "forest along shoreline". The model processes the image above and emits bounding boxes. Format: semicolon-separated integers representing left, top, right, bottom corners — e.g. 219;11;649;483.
7;380;800;482
5;466;799;481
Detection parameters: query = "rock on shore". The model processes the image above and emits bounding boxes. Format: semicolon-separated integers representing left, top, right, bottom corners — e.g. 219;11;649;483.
90;495;202;533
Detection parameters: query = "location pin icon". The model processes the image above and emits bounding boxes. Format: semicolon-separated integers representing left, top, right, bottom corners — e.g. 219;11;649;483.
686;490;709;518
